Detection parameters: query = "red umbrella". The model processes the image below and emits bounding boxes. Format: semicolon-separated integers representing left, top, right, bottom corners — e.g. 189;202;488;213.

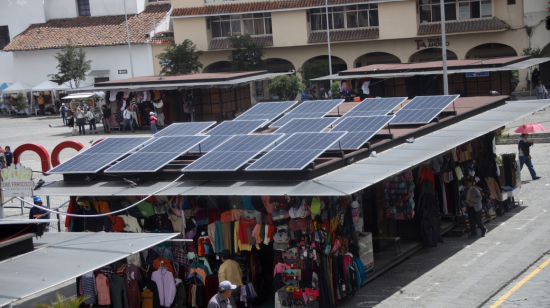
514;123;548;134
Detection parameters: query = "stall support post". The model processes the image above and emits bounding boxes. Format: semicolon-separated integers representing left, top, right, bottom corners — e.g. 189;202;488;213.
325;0;333;86
439;0;449;95
21;199;24;215
0;177;4;219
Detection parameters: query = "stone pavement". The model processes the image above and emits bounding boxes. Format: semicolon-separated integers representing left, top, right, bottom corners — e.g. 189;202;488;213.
482;253;550;308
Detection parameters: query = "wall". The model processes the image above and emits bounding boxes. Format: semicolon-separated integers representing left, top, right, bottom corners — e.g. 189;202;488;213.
173;17;209;50
523;0;550;50
379;0;418;39
272;10;308;47
44;0;77;20
89;0;139;16
494;0;524;28
152;44;167;75
11;44;154;87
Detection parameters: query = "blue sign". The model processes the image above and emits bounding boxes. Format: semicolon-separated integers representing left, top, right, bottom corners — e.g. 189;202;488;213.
466;72;489;77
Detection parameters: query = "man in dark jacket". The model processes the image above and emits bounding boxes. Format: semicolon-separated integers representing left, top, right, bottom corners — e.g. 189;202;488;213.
102;105;112;134
518;133;541;180
29;196;50;233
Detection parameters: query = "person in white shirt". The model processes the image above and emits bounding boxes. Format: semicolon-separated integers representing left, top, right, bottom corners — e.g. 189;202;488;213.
86;107;97;134
122;106;135;132
76;107;86;135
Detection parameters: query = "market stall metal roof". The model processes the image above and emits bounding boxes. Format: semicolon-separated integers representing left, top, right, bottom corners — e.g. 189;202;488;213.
0;232;178;307
312;57;550;81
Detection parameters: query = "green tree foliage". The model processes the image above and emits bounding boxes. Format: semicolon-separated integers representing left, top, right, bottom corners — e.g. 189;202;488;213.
522;47;545;58
298;60;330;83
14;92;29;113
228;34;266;71
48;39;92;89
331;81;341;99
267;75;306;101
34;293;89;308
156;39;204;75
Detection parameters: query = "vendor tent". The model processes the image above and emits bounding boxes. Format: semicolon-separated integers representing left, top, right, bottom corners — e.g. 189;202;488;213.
2;81;34;94
31;80;61;92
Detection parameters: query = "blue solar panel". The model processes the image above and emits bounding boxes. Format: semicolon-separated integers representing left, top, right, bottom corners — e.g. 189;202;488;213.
104;136;208;173
184;134;284;171
153;122;216;137
269;100;344;127
333;97;406;125
329;116;394;149
246;132;346;171
266;118;337;149
235;101;298;122
390;95;459;124
189;120;268;152
47;137;151;174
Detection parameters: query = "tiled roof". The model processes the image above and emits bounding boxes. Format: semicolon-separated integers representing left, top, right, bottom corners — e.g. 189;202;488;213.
173;0;381;16
150;37;175;45
417;17;509;35
209;35;273;50
308;28;379;43
3;4;171;51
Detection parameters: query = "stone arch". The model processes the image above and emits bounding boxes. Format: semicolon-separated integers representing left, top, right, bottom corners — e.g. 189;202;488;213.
465;43;518;59
354;52;401;68
265;58;296;73
202;61;232;73
409;48;458;63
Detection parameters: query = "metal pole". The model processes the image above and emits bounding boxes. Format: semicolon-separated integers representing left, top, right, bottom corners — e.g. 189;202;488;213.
325;0;333;87
123;0;135;78
439;0;448;95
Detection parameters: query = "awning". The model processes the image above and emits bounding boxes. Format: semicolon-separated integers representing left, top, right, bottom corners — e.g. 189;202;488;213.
87;70;110;76
2;81;34;93
312;57;550;81
62;92;97;99
0;232;178;307
31;81;61;92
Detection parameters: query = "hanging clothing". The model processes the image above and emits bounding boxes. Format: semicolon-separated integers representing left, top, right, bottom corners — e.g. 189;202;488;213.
151;268;177;307
81;272;97;304
109;275;129;308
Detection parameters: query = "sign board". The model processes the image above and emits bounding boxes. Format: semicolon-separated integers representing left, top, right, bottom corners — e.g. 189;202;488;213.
118;70;128;74
466;72;489;77
1;164;34;197
415;38;450;50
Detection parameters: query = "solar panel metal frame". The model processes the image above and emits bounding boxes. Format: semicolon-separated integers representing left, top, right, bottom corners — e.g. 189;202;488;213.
329;115;395;149
183;134;285;172
104;136;209;173
266;118;337;149
234;101;298;122
204;119;269;136
189;119;269;152
47;137;152;174
153;122;216;138
269;99;344;127
333;97;407;125
246;132;346;171
390;95;459;125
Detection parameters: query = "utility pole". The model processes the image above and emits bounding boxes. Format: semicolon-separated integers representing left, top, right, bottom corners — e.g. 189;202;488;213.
123;0;135;78
325;0;333;87
439;0;449;95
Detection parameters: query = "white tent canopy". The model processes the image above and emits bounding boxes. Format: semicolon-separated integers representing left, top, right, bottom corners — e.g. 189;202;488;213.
31;80;61;92
2;81;34;94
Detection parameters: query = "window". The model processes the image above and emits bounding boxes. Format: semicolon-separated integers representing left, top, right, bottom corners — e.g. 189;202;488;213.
458;0;491;19
211;15;241;38
346;4;379;28
310;7;345;31
420;0;457;23
243;13;272;35
506;0;515;4
77;0;90;16
0;26;9;50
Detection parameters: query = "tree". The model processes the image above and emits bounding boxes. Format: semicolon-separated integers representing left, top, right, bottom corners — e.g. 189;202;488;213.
228;34;265;71
34;293;88;308
156;39;204;75
13;92;29;113
298;60;330;84
48;39;92;89
522;47;545;58
331;81;341;99
267;75;306;100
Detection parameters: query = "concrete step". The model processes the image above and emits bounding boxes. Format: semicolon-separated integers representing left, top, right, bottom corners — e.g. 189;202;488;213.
497;133;550;144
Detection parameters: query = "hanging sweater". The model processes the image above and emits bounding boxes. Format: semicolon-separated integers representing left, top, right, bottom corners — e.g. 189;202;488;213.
96;273;111;305
109;275;129;308
151;268;177;307
81;272;97;304
126;279;142;308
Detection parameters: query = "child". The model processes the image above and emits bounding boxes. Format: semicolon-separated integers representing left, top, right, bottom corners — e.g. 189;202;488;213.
149;111;158;134
67;114;77;136
86;106;97;134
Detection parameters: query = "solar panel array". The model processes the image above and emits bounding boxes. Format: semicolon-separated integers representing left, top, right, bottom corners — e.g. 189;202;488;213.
333;97;407;125
105;136;208;173
190;119;268;152
246;132;346;171
153;122;216;138
183;134;284;171
235;101;298;122
47;137;151;174
329;115;394;149
266;118;337;149
269;100;344;127
390;95;459;124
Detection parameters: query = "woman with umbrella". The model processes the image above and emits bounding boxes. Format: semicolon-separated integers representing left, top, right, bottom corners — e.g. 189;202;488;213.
515;123;546;180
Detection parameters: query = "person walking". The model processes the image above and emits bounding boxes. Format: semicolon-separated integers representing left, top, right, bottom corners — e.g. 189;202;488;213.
86;107;97;134
518;133;541;180
531;68;540;91
0;149;6;169
59;103;67;125
462;178;487;238
218;250;242;308
29;196;50;233
122;106;135;132
207;281;237;308
149;112;158;135
67;114;78;136
4;146;13;166
76;106;86;135
101;105;111;134
534;81;547;100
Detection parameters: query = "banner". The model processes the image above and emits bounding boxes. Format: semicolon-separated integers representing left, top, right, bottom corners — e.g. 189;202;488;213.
1;163;34;197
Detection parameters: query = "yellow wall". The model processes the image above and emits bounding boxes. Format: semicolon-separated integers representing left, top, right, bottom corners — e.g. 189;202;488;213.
494;0;524;28
379;1;419;39
272;10;309;47
173;17;209;51
152;44;168;75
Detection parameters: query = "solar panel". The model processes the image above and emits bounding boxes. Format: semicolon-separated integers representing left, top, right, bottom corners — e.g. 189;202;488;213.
183;134;284;172
329;116;394;149
153;122;216;138
235;101;298;122
269;100;344;127
333;97;406;125
104;136;208;173
390;95;459;124
246;132;346;171
267;118;337;149
47;137;151;174
190;120;268;152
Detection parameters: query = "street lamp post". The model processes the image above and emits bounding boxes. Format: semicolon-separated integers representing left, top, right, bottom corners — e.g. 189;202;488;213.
325;0;333;87
440;0;449;95
123;0;135;78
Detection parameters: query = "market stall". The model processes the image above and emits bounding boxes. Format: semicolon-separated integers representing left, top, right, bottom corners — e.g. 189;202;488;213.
1;81;34;115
